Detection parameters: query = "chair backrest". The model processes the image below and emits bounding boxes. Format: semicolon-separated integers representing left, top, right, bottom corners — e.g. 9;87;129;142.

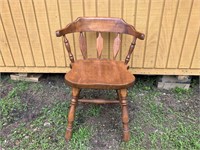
56;17;145;64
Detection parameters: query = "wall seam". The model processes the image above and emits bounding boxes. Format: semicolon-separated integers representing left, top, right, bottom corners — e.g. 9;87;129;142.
44;0;56;66
8;0;25;66
178;0;194;68
166;0;180;68
189;28;199;68
0;16;15;66
20;1;36;66
154;0;166;68
31;0;46;66
142;0;152;68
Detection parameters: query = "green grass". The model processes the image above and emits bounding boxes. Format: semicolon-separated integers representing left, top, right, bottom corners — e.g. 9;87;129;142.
172;87;192;99
1;101;92;150
67;126;92;150
86;105;102;117
1;75;199;149
121;77;200;150
0;82;29;128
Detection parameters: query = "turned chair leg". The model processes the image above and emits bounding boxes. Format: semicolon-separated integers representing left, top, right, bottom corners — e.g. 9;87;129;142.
65;87;80;141
119;89;130;142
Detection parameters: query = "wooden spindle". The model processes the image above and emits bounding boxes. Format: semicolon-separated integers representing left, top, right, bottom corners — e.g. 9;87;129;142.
113;33;121;60
125;37;137;65
79;32;87;59
65;88;80;141
96;32;103;59
63;35;74;63
119;89;130;142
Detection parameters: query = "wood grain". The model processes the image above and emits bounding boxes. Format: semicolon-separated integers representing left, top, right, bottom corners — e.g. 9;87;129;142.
143;0;164;68
191;32;200;69
70;0;84;60
109;0;123;60
83;0;96;58
1;0;24;66
132;0;149;68
167;0;193;68
123;0;136;66
45;0;66;67
78;99;119;104
65;59;135;89
79;32;87;59
33;0;55;66
179;0;200;68
97;0;109;58
0;52;5;66
21;0;45;67
155;0;179;68
1;66;199;75
0;16;14;66
58;0;74;66
10;0;35;67
97;33;104;59
113;34;121;59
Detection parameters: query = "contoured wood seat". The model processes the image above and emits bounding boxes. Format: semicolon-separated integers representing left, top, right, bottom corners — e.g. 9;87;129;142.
56;17;144;142
65;59;135;89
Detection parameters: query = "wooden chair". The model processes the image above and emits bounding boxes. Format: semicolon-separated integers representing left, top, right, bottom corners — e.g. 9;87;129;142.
56;17;144;142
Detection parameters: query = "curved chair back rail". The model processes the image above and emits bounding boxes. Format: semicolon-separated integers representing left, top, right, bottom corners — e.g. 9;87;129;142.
56;17;145;40
56;17;145;64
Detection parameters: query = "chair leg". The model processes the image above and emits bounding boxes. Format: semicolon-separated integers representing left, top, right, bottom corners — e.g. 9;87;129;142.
65;87;80;141
119;89;130;142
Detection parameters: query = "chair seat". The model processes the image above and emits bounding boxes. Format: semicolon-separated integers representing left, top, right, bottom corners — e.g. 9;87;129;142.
65;59;135;89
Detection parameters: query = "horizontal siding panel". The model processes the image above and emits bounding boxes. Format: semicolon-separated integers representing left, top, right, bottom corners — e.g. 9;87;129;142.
0;0;199;75
0;66;199;75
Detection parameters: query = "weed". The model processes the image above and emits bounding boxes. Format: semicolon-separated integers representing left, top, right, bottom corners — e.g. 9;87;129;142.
86;105;102;117
68;126;92;150
172;87;192;99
